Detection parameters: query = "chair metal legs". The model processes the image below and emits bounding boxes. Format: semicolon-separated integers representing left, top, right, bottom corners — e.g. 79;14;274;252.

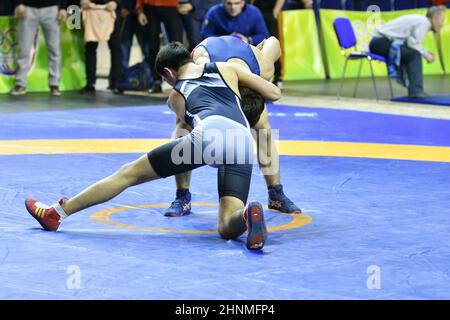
338;56;349;100
353;59;363;98
387;72;394;99
338;56;392;101
368;58;379;101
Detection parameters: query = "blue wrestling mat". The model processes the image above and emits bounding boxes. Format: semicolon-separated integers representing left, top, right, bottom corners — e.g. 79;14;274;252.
392;94;450;106
0;104;449;299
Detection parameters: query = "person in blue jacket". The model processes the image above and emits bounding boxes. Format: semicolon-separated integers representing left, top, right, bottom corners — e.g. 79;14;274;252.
201;0;269;45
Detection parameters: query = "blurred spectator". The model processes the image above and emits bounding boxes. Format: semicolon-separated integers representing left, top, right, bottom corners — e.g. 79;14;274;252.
11;0;68;96
120;0;150;76
178;0;201;51
204;0;222;13
349;0;369;11
137;0;182;93
201;0;269;45
177;0;221;51
80;0;123;94
369;6;446;98
429;0;449;5
0;0;14;15
252;0;283;86
285;0;312;9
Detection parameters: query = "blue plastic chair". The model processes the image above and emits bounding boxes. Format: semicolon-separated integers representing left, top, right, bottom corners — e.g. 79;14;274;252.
333;17;394;100
393;0;418;10
319;0;345;9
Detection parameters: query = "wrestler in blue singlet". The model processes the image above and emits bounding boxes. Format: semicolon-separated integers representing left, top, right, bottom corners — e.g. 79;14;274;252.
196;36;261;76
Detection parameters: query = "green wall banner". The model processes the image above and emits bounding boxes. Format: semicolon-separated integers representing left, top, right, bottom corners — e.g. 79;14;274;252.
439;11;450;73
0;16;85;93
2;10;447;88
320;8;444;79
281;9;325;80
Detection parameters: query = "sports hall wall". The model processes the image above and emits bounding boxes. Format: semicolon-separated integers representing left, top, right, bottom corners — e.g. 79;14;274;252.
0;17;85;93
1;8;450;92
282;8;450;80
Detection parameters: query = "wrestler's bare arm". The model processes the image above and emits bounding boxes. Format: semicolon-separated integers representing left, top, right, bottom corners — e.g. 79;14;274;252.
257;36;281;64
167;92;193;194
192;39;210;65
167;90;189;128
216;62;281;102
192;37;281;81
252;37;281;80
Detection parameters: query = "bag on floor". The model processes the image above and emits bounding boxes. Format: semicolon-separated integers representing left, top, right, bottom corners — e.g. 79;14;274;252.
121;61;153;91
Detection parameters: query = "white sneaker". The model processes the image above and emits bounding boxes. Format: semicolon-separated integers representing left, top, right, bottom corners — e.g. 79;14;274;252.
276;81;283;89
10;86;26;96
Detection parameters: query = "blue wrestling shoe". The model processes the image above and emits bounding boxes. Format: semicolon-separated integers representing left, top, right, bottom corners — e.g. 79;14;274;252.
244;201;267;250
163;189;192;217
268;184;302;214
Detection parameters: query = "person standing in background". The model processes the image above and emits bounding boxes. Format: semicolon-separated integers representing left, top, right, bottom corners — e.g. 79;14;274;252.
0;0;14;16
80;0;123;95
178;0;221;51
429;0;450;6
120;0;150;78
11;0;68;96
136;0;182;93
203;0;222;14
252;0;284;87
178;1;198;51
285;0;312;10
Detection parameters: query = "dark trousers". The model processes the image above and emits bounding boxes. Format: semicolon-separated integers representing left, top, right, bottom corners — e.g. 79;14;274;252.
180;14;202;52
258;8;282;82
349;0;370;11
0;0;13;15
85;17;122;88
121;13;150;75
144;5;182;83
369;37;424;95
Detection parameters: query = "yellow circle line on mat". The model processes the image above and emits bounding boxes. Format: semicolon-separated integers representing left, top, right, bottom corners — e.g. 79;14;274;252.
90;202;312;234
1;139;450;162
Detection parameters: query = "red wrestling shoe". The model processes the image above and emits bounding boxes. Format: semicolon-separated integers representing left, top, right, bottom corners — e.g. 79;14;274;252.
25;198;64;231
244;201;268;250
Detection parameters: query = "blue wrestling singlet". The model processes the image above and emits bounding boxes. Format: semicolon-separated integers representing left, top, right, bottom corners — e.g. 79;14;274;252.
196;36;261;76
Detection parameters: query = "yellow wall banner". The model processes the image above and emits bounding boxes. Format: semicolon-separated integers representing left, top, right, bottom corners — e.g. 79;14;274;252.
439;10;450;73
320;8;445;79
281;9;326;80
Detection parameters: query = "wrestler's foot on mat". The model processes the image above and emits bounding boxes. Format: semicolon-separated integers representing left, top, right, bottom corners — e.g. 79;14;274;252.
163;188;191;217
244;201;267;250
25;198;66;231
268;184;302;214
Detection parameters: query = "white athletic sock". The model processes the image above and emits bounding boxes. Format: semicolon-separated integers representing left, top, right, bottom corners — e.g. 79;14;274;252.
53;200;68;221
243;204;248;221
